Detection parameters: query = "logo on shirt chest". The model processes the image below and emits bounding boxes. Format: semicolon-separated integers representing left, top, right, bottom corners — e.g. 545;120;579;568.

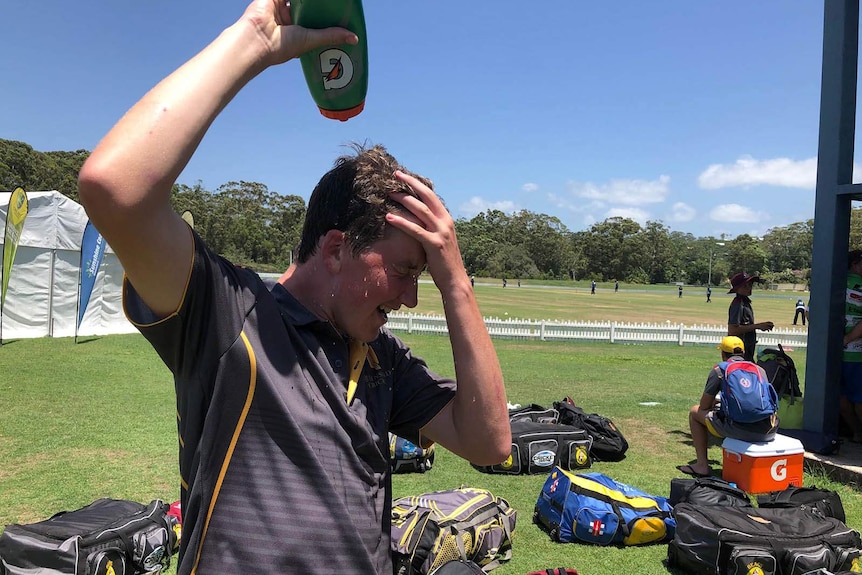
362;368;393;390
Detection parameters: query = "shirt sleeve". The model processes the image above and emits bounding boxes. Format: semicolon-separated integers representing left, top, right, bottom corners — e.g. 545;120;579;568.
383;332;456;445
123;230;260;393
728;297;743;325
704;365;722;397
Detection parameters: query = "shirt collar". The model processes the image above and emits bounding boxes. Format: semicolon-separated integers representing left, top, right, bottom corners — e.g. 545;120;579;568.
270;281;327;328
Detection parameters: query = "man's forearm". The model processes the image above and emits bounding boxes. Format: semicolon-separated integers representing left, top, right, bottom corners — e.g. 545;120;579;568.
442;282;510;464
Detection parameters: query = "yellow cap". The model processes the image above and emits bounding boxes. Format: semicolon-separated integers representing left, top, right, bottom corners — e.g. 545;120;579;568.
718;336;745;354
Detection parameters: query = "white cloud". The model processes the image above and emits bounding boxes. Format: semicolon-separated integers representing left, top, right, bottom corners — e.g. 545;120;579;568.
605;207;650;224
667;202;696;222
522;182;539;193
698;156;816;189
458;196;519;218
709;203;768;224
547;192;602;214
567;175;670;206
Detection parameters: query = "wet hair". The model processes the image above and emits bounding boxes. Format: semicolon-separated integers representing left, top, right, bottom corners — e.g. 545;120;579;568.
295;143;433;263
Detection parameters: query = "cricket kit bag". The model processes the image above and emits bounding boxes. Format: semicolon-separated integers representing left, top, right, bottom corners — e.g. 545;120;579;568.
667;502;862;575
507;404;559;424
390;433;436;473
668;476;752;508
391;487;517;575
757;344;803;399
533;467;675;546
552;398;629;461
757;344;804;429
0;498;180;575
471;420;592;475
756;485;846;523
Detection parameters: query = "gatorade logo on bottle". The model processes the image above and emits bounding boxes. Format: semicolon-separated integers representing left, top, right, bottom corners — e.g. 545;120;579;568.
319;49;354;91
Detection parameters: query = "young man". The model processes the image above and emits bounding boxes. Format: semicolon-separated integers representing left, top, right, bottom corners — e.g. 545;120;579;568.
678;336;779;478
77;2;511;573
727;272;774;361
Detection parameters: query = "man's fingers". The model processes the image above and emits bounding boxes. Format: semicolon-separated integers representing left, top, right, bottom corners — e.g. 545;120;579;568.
389;190;434;224
394;170;438;206
304;27;359;51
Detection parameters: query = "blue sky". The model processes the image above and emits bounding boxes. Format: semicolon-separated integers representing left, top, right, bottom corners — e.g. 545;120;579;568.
1;1;837;238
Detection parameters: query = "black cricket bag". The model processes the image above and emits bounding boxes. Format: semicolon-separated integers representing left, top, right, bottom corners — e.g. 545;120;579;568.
757;485;846;523
533;468;675;546
668;476;752;508
757;344;803;398
553;398;628;461
667;502;862;575
471;420;592;475
0;498;180;575
391;487;516;575
757;344;805;429
507;404;559;424
389;433;436;473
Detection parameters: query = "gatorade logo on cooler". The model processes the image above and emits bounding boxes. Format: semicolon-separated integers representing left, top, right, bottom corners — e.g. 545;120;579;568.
770;459;787;481
319;49;354;90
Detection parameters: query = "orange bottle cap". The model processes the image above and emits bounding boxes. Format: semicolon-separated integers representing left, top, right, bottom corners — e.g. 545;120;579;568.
319;101;365;122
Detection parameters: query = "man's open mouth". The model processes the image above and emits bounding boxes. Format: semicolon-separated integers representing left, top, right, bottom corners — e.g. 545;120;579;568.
378;306;391;321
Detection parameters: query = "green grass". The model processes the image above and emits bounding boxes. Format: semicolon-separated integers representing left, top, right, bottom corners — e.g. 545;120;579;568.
0;286;839;575
413;281;808;330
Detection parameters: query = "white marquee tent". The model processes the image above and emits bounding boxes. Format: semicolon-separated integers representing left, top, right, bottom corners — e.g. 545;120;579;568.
0;190;136;339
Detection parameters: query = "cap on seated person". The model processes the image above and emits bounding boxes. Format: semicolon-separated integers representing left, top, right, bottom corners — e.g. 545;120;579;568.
718;336;745;355
727;272;760;294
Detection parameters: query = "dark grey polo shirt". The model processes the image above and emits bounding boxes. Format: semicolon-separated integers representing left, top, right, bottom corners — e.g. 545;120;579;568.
124;231;455;574
728;294;757;361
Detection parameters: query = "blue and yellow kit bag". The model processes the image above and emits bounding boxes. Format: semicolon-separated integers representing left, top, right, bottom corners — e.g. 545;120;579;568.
534;467;675;546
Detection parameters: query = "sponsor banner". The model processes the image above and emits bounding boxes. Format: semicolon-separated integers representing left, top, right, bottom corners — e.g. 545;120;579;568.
77;220;107;328
2;187;29;311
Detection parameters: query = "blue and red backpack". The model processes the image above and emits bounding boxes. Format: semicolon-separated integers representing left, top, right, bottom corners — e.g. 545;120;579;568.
717;360;778;423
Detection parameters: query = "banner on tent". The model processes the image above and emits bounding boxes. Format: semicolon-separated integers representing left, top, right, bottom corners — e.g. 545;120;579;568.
77;221;107;329
2;187;29;311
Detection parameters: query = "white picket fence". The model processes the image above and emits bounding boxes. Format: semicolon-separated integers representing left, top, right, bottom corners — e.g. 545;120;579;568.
386;312;809;348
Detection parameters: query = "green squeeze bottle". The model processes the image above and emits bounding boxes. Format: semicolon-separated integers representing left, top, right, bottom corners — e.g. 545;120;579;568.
290;0;368;122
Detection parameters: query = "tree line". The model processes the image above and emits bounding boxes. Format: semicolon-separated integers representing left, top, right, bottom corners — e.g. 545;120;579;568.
2;137;856;284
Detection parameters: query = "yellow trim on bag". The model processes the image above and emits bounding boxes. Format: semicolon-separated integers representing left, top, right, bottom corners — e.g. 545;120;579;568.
446;494;489;521
561;468;662;510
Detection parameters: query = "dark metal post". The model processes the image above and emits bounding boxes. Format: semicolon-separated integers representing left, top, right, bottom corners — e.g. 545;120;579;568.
806;0;860;434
